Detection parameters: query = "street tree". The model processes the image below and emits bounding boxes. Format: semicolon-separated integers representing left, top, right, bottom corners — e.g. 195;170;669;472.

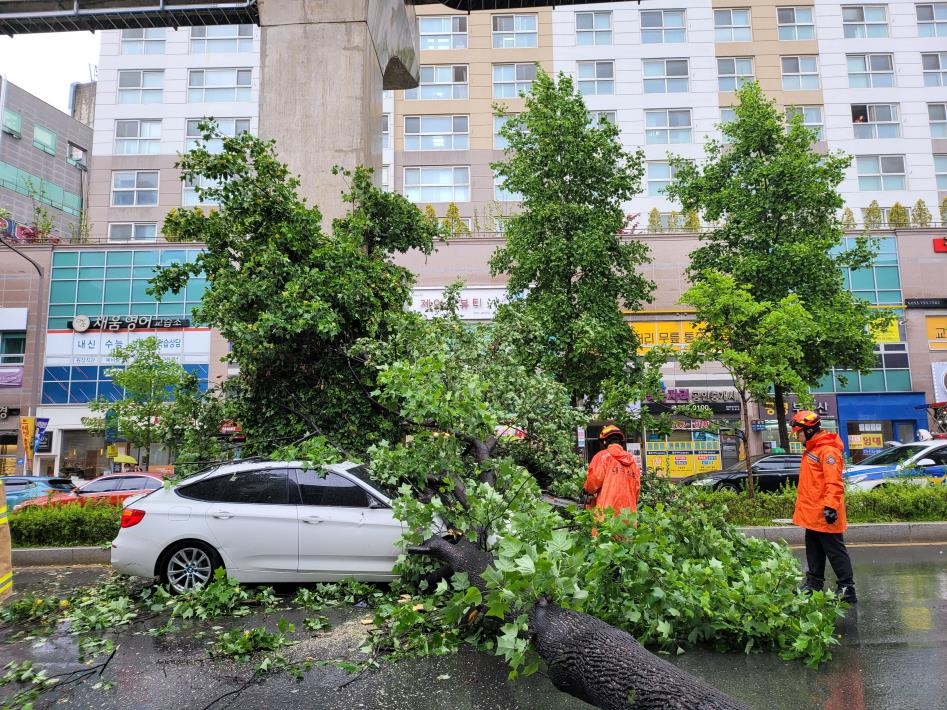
678;273;816;497
666;82;888;448
150;123;441;457
298;295;847;706
83;336;192;469
489;69;655;411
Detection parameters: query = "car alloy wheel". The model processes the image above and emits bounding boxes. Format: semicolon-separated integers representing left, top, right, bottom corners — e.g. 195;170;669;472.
162;542;221;594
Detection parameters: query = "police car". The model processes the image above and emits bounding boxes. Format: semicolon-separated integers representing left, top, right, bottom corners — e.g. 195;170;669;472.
843;441;947;491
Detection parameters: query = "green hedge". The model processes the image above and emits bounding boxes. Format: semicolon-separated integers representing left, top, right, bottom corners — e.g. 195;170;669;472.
694;484;947;526
10;502;122;548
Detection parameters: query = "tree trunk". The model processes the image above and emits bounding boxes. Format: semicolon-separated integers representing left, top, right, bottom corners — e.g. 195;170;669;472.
774;385;789;451
409;536;747;710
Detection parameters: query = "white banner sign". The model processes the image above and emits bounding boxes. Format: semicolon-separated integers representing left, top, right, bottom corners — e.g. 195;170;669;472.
934;362;947;402
409;287;508;320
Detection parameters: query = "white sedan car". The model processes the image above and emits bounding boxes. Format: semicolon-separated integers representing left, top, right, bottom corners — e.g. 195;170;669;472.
844;441;947;491
111;460;411;593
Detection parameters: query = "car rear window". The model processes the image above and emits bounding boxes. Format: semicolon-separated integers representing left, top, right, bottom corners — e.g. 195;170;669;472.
178;468;291;505
46;480;76;491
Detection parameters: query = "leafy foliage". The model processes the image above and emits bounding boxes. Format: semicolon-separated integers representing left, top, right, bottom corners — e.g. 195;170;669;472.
912;199;932;228
863;200;883;230
211;619;295;664
10;501;120;547
150;122;441;457
647;207;663;233
887;202;909;228
489;68;654;408
666;82;889;447
83;336;192;467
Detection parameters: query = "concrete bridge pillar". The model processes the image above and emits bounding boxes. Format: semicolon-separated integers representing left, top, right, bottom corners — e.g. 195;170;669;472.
257;0;419;224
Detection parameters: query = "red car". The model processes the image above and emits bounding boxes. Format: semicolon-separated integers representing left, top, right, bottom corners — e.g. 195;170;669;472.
13;473;164;510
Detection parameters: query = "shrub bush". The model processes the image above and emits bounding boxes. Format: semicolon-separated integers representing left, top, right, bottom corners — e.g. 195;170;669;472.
10;502;121;547
691;484;947;526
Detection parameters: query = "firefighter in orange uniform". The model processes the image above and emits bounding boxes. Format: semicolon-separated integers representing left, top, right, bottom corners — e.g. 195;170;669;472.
791;410;857;603
583;425;641;516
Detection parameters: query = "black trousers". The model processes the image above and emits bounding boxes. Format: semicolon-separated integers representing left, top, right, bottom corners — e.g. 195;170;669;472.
804;529;855;589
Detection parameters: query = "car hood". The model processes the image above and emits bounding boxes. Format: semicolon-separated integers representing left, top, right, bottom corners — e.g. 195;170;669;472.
844;462;912;478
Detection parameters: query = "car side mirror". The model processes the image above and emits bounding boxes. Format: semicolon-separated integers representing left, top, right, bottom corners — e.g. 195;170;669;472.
915;458;936;467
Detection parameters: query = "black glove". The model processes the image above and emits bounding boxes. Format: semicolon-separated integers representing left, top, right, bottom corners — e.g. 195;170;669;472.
823;507;838;525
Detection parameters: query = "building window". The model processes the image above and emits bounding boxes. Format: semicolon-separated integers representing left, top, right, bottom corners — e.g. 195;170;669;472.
917;3;947;36
930;103;947;138
640;9;686;43
714;9;752;42
777;7;815;40
187;68;252;102
577;60;614;95
108;223;157;242
419;16;467;50
405;65;468;100
936;155;947;190
115;119;161;155
118;70;163;104
32;124;56;155
856;156;906;191
492;15;537;48
851;104;900;139
785;105;824;140
190;24;254;53
781;55;820;90
0;332;26;365
185;118;250;152
647;161;681;197
494;171;521;202
839;235;900;304
846;54;893;88
842;5;889;38
2;107;21;137
381;114;390;150
494;114;515;149
493;63;536;98
111;170;159;206
717;57;754;91
643;58;689;93
403;166;470;203
645;109;692;144
183;176;220;207
381;165;390;192
923;53;947;87
588;110;616;126
576;11;612;45
404;115;469;151
67;143;87;166
120;27;165;54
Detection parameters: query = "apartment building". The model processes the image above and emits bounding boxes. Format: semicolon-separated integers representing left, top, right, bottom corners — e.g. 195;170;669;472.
12;1;947;475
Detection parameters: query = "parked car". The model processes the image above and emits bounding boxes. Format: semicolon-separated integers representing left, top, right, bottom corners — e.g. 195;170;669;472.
844;441;947;491
678;454;803;493
13;473;164;510
2;476;77;509
111;460;428;593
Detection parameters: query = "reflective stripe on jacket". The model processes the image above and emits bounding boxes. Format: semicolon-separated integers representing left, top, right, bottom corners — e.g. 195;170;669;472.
584;443;641;514
792;430;847;533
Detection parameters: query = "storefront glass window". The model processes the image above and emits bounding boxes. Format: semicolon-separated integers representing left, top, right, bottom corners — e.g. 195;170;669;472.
59;429;107;480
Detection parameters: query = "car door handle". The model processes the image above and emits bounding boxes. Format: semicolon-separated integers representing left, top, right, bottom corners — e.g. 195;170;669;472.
302;516;323;525
212;511;234;520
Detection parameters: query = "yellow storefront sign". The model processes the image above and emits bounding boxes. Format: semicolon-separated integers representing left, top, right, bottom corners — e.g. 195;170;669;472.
631;320;700;353
647;452;721;478
926;316;947;351
870;318;901;344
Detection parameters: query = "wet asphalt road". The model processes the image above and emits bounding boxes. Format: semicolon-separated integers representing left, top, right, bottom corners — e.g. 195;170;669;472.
3;543;947;710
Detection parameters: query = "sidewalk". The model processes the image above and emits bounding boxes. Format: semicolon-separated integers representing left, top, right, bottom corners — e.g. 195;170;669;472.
11;521;947;567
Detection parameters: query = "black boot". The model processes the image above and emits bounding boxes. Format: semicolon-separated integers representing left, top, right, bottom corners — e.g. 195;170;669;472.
835;585;858;604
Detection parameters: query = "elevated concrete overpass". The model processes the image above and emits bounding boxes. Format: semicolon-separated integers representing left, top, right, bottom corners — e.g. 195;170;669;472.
0;0;633;220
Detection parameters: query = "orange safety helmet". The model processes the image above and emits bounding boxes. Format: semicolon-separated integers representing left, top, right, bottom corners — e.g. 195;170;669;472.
599;424;624;441
790;410;821;432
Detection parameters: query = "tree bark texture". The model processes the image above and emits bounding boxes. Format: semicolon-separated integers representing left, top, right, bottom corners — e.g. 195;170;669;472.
409;536;747;710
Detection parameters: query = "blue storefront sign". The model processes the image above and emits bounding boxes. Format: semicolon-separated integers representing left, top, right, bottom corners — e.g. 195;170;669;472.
836;392;928;462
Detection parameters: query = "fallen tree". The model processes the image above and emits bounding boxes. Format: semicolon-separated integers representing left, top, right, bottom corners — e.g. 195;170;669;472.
409;535;747;710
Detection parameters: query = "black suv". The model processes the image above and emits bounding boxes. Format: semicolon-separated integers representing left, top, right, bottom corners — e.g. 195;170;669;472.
679;454;803;492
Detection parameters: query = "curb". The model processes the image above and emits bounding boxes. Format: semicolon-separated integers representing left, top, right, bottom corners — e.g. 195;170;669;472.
737;521;947;545
11;522;947;567
12;546;110;567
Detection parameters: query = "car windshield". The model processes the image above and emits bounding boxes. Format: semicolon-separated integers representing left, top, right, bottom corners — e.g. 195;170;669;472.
344;464;397;499
856;445;926;466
